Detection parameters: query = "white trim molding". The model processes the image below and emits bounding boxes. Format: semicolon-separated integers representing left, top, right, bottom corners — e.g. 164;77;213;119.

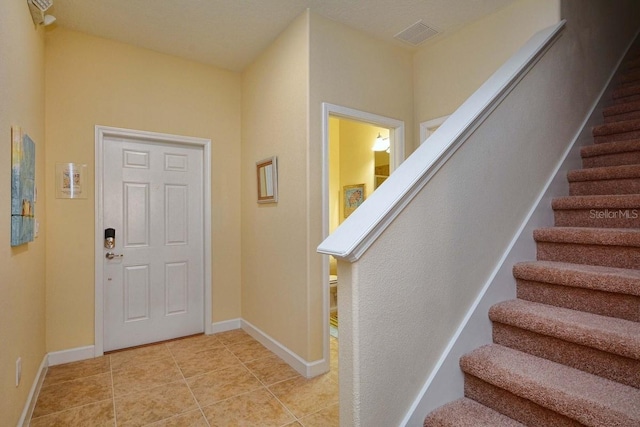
48;345;96;366
18;354;48;426
320;103;406;382
94;125;213;356
419;115;451;145
211;318;242;333
242;319;328;378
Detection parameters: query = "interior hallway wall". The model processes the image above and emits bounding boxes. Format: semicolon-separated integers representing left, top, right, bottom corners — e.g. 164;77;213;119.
44;28;242;352
309;11;415;362
413;0;560;145
0;2;47;424
241;11;312;360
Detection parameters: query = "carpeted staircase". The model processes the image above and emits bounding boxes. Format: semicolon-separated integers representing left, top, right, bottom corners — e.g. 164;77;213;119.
424;47;640;426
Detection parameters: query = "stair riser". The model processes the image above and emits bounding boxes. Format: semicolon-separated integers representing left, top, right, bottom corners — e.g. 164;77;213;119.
604;110;640;123
464;375;582;427
594;129;640;143
554;209;640;228
493;323;640;388
569;178;640;195
582;151;640;168
536;242;640;270
517;279;640;322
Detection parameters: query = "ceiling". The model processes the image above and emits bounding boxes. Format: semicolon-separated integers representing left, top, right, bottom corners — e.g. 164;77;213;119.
47;0;516;72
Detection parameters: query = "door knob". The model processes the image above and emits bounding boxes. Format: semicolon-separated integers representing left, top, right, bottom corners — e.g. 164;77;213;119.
105;252;124;260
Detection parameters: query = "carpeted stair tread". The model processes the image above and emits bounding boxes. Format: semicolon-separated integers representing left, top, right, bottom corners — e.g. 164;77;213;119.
581;138;640;157
621;57;640;73
552;194;640;228
489;299;640;359
567;163;640;181
552;193;640;209
603;100;640;117
533;226;640;247
617;69;640;86
513;260;640;296
423;398;525;427
580;139;640;168
613;84;640;101
460;345;640;426
592;118;640;136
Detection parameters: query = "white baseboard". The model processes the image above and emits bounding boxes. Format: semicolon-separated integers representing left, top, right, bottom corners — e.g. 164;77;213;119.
211;318;242;334
241;319;329;378
48;346;95;367
18;354;48;427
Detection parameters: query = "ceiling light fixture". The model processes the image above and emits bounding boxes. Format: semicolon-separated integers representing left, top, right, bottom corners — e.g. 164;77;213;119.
372;133;390;152
27;0;56;26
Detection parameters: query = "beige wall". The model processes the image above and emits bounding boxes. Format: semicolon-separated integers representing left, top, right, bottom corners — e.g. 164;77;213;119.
0;2;46;424
309;11;415;362
241;12;312;358
44;28;242;352
414;0;560;142
330;118;388;225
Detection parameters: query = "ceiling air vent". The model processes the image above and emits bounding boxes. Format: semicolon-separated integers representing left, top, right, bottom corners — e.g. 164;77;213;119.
394;21;438;46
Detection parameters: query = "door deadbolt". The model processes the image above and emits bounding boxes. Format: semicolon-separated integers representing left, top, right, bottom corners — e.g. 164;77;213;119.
105;228;116;249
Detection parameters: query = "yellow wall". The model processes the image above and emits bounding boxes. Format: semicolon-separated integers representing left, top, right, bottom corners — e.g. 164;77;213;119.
241;12;311;358
414;0;560;139
44;28;242;352
329;118;388;224
0;2;46;424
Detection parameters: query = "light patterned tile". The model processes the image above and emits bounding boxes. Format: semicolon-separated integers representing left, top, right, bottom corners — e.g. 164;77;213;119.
244;355;300;385
226;339;273;363
146;409;209;426
214;329;255;346
29;399;114;427
112;357;182;397
268;375;338;419
114;380;197;427
174;346;242;378
33;373;113;418
187;364;262;407
201;388;295;427
299;403;339;427
44;357;110;387
109;344;172;370
166;334;224;358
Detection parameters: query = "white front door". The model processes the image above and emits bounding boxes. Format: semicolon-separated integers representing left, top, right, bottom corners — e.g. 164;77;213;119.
102;137;204;351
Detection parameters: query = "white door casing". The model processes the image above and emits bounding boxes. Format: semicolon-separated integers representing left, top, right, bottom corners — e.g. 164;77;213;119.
320;103;405;373
95;126;212;355
419;115;451;145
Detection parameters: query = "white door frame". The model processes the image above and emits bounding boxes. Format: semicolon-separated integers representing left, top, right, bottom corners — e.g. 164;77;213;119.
94;125;212;356
419;115;451;145
321;103;405;368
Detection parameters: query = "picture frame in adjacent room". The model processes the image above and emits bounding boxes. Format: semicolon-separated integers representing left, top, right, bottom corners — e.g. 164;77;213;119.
343;183;365;218
256;156;278;203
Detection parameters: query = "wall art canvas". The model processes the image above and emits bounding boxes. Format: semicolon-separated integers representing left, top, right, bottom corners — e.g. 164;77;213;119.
11;127;36;246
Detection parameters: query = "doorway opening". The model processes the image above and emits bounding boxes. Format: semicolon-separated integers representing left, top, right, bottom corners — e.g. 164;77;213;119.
321;103;405;369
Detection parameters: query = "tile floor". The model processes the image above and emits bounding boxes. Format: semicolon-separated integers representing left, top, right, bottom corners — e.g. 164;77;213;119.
29;330;339;426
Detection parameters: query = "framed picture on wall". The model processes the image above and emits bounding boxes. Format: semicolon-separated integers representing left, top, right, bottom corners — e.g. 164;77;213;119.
256;156;278;203
343;184;365;218
11;127;36;246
